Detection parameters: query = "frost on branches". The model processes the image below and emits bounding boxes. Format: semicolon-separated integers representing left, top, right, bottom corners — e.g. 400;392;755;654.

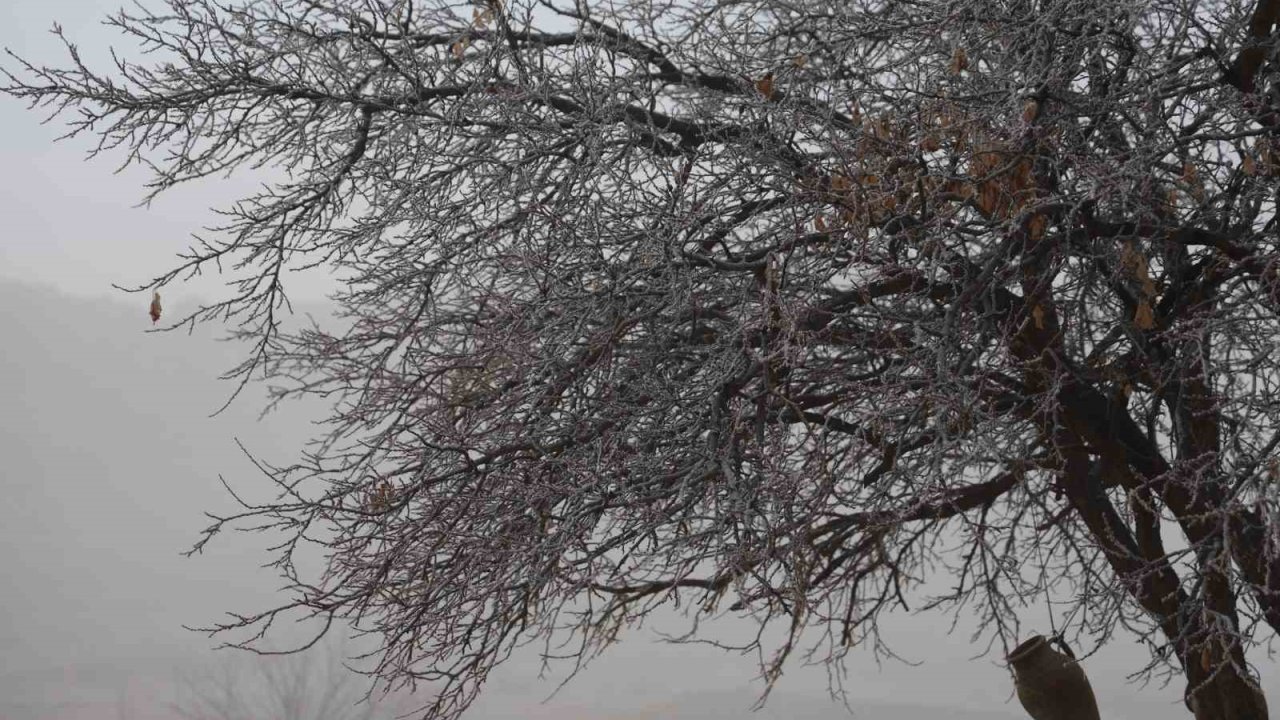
6;1;1280;718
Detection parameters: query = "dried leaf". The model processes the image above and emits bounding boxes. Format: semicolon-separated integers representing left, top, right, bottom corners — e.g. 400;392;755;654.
1181;161;1199;185
792;54;808;68
1121;242;1158;299
814;215;828;232
975;182;1001;216
950;47;969;75
1134;300;1156;330
1258;137;1277;172
1028;213;1047;241
873;115;892;141
1031;304;1045;330
1200;645;1212;672
1243;153;1258;176
831;174;851;192
919;132;941;152
755;73;776;99
1181;161;1205;200
451;38;468;59
149;291;162;324
1021;99;1040;123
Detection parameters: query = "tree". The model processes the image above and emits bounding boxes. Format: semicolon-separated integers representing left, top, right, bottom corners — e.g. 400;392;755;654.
6;0;1280;717
173;638;417;720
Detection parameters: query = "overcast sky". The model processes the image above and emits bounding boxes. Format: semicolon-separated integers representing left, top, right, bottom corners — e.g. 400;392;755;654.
0;2;1261;719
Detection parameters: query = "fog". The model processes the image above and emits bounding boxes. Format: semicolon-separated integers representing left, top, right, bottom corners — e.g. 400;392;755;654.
0;263;1215;720
0;277;1040;718
0;1;1267;718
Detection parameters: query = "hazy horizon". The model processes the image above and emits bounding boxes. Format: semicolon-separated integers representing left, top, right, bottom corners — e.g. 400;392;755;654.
0;276;1201;719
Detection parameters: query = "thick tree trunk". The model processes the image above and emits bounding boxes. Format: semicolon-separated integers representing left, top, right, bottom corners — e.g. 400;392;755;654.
1184;666;1268;720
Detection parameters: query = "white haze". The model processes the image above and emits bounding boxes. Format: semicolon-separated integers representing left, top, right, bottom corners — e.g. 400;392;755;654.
0;0;1265;717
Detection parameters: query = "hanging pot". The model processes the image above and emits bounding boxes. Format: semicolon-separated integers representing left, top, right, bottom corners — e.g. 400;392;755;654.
1007;635;1101;720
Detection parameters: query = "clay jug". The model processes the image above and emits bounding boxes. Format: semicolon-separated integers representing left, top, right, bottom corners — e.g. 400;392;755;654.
1007;635;1101;720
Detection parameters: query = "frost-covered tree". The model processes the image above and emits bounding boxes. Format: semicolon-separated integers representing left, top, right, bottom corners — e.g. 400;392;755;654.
7;1;1280;717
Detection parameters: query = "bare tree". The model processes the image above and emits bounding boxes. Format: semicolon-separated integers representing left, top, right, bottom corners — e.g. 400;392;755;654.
6;0;1280;717
173;638;416;720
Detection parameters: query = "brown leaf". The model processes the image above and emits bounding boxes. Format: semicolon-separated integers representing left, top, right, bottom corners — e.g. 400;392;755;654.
1121;241;1157;298
814;215;828;232
975;182;1001;216
872;115;892;140
918;132;941;153
149;291;162;324
1258;137;1277;172
830;174;851;192
451;38;468;60
1027;213;1047;241
1031;304;1045;330
792;54;808;68
1243;153;1258;176
1200;645;1212;672
755;73;776;99
1182;161;1205;200
1134;301;1156;330
1181;161;1199;185
1021;99;1040;123
950;47;969;75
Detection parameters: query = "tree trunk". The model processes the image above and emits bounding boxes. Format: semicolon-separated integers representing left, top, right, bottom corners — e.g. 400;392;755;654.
1184;659;1269;720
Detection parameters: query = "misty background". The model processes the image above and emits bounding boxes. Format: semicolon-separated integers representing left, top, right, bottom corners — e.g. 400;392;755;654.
0;1;1265;718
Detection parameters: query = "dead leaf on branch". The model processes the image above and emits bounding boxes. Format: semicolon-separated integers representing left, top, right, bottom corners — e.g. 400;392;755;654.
1021;99;1040;123
1134;300;1156;330
149;291;162;324
755;72;776;100
950;47;969;75
1181;160;1206;201
1031;304;1046;330
965;145;1034;219
1257;137;1279;173
1027;213;1047;241
1120;241;1158;298
366;481;395;513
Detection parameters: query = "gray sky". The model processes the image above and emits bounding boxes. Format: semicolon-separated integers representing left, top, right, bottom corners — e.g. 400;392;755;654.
0;2;1258;719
